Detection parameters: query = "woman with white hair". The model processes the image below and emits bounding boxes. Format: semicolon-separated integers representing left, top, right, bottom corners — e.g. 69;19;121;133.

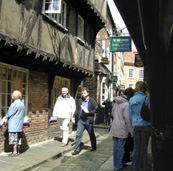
6;90;25;157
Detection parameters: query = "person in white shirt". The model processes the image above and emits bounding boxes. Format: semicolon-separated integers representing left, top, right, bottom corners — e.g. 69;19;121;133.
53;87;76;147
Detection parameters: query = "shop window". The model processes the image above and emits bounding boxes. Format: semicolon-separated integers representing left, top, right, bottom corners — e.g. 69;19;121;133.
75;84;82;104
51;76;70;114
0;63;28;119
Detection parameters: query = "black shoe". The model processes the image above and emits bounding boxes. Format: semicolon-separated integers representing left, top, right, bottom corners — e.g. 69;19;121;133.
91;147;97;151
72;150;79;155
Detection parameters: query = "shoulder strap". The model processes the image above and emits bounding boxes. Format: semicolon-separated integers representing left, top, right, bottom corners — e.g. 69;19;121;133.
143;96;147;102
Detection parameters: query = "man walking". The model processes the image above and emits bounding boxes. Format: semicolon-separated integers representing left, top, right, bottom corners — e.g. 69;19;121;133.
72;87;98;155
53;87;76;147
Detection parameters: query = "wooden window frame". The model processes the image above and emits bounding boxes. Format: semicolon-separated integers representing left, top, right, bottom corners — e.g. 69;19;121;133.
43;0;67;28
128;68;134;78
0;63;28;119
139;69;144;79
77;15;84;40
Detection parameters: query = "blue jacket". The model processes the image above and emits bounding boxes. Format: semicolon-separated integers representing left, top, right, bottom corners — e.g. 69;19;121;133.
129;92;150;127
6;99;25;132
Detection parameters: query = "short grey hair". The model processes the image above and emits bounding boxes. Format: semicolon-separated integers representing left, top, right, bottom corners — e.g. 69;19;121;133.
62;87;68;92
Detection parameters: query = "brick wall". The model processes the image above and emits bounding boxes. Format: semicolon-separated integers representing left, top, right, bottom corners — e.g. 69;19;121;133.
28;71;49;112
0;71;64;151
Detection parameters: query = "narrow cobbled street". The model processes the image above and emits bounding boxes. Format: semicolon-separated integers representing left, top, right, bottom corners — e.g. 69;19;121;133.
34;128;131;171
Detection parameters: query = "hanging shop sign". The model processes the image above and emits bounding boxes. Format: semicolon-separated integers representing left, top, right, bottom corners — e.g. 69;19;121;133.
111;76;118;84
101;57;109;64
134;54;143;67
110;36;131;52
119;85;125;91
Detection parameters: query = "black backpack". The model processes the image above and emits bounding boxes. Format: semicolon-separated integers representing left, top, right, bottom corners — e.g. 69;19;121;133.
140;96;150;122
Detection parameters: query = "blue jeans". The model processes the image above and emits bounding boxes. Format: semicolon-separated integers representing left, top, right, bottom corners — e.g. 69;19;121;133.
113;137;126;170
131;125;150;171
74;119;96;152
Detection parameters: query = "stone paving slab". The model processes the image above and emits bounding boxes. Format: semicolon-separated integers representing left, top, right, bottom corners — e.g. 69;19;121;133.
40;134;119;171
0;126;108;171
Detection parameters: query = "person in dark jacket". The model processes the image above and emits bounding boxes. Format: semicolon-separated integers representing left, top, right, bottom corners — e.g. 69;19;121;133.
102;99;111;126
6;90;25;157
72;87;98;155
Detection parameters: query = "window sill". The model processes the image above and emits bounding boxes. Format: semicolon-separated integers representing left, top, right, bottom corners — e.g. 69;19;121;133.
77;37;85;45
49;119;57;122
0;121;30;127
41;13;68;33
24;121;30;125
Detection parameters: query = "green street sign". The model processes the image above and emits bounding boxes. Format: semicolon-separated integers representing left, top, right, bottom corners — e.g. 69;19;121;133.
110;36;131;52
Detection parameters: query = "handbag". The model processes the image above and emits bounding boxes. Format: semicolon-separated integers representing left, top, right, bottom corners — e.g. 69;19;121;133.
0;116;8;136
140;96;150;122
1;122;8;136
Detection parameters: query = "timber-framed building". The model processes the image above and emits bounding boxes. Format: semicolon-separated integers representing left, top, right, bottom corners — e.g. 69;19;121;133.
0;0;106;151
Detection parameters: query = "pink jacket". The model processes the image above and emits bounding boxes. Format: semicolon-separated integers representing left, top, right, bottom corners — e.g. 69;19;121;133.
110;95;133;138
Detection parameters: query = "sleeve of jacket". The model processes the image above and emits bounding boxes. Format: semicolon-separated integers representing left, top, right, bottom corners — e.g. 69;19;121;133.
52;98;59;117
73;99;81;119
6;104;17;119
71;97;76;118
123;103;133;134
88;98;98;115
145;96;150;109
129;100;132;124
111;103;116;117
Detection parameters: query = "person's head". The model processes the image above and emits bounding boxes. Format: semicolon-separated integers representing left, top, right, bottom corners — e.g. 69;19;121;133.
135;82;147;93
12;90;22;100
119;90;125;96
106;98;110;103
124;87;135;100
82;87;89;100
135;81;143;89
62;87;68;97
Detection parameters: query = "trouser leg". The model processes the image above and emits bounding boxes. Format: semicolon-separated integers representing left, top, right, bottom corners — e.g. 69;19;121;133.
62;118;70;144
74;119;85;152
86;120;96;148
62;130;69;144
